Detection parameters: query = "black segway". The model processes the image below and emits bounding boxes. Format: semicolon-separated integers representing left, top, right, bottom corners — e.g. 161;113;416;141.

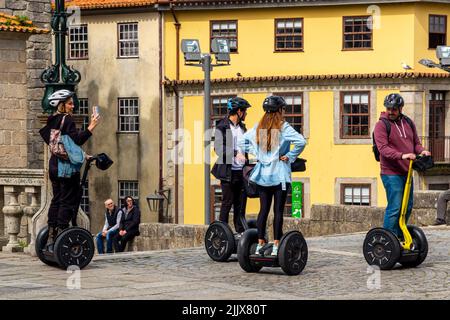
36;153;113;269
237;229;308;276
204;215;257;262
363;156;433;270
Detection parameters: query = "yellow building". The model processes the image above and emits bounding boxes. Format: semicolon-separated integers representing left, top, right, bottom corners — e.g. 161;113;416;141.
160;0;450;225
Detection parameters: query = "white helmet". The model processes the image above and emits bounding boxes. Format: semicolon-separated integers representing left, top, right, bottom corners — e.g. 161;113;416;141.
48;89;74;107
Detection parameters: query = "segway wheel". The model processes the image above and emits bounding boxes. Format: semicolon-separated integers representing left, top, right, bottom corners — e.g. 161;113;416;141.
54;227;95;269
204;221;235;262
237;229;263;273
35;226;60;267
363;228;401;270
400;225;428;268
247;219;257;229
278;231;308;276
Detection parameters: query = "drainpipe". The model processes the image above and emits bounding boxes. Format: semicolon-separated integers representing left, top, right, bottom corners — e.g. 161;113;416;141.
170;3;180;223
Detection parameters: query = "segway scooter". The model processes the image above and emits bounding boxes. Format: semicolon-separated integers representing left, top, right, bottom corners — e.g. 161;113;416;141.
205;213;258;262
363;156;433;270
237;229;308;276
35;153;113;269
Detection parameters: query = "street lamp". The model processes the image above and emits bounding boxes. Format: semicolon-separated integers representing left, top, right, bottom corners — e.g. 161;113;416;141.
181;38;231;225
419;45;450;73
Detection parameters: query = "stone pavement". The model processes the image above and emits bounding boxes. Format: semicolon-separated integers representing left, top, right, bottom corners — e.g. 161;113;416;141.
0;226;449;300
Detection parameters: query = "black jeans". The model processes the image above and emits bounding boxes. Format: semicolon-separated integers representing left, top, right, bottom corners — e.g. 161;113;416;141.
48;173;81;229
256;184;289;241
219;170;247;233
113;231;139;252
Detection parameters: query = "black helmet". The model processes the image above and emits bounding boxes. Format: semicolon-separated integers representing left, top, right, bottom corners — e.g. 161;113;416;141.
263;95;286;113
384;93;404;109
227;97;251;114
95;153;113;171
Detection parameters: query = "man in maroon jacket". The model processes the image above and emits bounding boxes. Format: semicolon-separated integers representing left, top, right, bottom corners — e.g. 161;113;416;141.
374;93;431;237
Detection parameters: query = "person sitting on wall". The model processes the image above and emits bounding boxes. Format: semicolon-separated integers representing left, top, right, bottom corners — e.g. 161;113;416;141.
434;188;450;225
95;199;123;254
113;196;141;252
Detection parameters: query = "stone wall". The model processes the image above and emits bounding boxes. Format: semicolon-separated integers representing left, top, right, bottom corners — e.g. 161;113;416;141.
0;0;52;169
133;191;450;251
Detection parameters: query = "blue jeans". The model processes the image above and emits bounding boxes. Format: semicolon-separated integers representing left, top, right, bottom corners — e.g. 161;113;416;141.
96;229;119;254
381;174;414;237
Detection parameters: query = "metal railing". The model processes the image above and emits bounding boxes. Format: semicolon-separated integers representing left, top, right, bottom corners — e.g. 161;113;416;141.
419;136;450;163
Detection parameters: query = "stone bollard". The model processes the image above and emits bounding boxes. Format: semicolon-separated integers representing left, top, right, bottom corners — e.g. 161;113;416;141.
2;186;24;252
23;187;40;254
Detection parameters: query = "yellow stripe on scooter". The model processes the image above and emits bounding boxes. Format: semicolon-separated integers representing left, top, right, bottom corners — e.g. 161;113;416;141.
399;160;413;250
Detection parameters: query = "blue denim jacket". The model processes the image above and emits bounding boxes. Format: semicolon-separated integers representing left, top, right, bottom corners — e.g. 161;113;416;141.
238;122;306;190
57;135;85;178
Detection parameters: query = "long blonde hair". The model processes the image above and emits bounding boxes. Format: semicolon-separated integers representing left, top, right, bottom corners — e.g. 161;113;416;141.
256;111;284;152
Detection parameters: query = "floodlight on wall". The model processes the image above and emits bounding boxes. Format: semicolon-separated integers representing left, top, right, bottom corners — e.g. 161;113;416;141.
419;59;438;68
436;46;450;66
211;38;230;63
181;39;202;63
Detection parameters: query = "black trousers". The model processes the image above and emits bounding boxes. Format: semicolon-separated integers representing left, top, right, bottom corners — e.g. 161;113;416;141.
219;170;247;233
48;173;81;229
256;184;289;241
113;231;139;252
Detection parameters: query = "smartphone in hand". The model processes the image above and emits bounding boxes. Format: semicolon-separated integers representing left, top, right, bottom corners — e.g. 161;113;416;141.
93;106;100;117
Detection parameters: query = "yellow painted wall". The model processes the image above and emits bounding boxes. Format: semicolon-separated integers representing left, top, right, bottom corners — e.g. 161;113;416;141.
165;4;422;80
414;3;450;73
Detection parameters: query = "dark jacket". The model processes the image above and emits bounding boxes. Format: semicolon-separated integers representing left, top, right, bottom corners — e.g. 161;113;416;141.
211;117;248;182
120;206;141;235
374;112;425;175
39;113;92;180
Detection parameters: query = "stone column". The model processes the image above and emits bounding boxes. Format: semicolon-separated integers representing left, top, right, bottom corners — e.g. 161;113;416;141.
23;186;40;254
2;186;24;252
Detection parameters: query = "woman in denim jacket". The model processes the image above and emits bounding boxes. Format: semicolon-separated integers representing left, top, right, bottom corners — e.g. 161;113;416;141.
238;96;306;256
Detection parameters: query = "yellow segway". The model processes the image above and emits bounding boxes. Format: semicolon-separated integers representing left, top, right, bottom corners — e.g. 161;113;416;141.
363;156;433;270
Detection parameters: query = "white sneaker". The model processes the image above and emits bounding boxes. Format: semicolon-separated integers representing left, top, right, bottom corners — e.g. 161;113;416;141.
271;245;278;256
255;243;263;255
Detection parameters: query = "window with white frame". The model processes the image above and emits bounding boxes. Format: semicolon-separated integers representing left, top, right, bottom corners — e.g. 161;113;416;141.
68;24;88;59
340;92;370;138
119;181;139;207
278;93;303;134
118;98;139;132
211;95;236;128
210;20;238;53
118;23;139;58
341;184;371;206
74;98;89;131
80;180;89;214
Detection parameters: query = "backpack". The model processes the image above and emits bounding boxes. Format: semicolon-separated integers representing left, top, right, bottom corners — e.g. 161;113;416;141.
49;115;69;160
372;115;415;162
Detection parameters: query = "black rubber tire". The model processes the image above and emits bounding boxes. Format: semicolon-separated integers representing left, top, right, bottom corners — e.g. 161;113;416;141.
247;219;257;229
54;227;95;270
35;226;60;267
400;225;428;268
278;231;308;276
237;229;263;273
363;228;401;270
204;221;235;262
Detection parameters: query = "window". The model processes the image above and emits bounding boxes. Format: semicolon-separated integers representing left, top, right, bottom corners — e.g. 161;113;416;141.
428;183;450;191
74;98;89;131
429;15;447;48
68;24;88;59
80;180;89;214
275;18;303;52
118;98;139;132
341;184;371;206
119;181;139;207
118;23;139;58
278;93;303;133
343;16;372;50
210;20;238;53
210;95;236;128
340;92;370;138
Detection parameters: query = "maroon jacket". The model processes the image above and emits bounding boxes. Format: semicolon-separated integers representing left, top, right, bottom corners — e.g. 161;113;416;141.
374;112;424;175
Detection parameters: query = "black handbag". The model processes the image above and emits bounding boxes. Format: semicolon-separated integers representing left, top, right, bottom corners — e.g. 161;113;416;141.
242;164;259;198
291;158;307;172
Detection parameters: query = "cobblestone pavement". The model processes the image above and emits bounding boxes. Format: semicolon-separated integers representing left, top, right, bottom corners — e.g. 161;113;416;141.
0;226;449;300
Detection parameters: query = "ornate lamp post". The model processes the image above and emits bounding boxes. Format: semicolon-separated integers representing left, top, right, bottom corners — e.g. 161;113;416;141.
41;0;81;113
